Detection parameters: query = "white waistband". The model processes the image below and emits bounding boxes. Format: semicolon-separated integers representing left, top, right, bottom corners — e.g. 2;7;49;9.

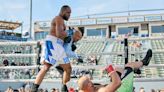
46;35;64;44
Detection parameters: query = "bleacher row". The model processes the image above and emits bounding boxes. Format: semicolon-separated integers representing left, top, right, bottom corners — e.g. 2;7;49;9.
0;44;37;66
0;57;32;65
75;42;105;54
151;40;164;50
151;40;164;78
0;44;38;80
0;45;32;54
0;37;164;80
0;68;35;79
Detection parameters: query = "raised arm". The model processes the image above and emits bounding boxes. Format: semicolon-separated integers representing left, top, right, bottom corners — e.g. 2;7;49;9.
98;65;121;92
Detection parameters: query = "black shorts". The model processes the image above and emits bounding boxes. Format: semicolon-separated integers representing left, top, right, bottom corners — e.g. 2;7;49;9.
116;67;133;80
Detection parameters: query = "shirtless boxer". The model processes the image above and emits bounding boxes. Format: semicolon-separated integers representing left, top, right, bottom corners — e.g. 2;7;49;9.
32;5;72;92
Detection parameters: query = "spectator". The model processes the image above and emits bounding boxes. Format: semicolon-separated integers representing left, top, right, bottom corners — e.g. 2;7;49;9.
38;88;44;92
151;89;155;92
25;82;31;91
88;55;97;65
44;88;48;92
160;88;164;92
9;70;15;79
130;41;142;48
13;89;19;92
133;87;135;92
139;87;145;92
5;86;13;92
55;89;59;92
69;87;75;92
24;69;31;79
18;87;24;92
4;70;9;79
11;60;17;66
51;88;55;92
3;59;9;66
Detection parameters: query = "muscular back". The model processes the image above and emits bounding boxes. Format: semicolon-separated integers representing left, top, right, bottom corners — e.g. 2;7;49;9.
50;16;67;40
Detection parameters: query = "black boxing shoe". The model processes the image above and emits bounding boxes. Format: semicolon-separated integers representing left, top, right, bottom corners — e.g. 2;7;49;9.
31;83;39;92
142;49;152;66
134;68;141;74
61;85;68;92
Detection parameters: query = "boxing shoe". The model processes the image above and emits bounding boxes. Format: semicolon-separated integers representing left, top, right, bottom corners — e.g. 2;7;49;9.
61;85;68;92
31;83;39;92
142;49;152;66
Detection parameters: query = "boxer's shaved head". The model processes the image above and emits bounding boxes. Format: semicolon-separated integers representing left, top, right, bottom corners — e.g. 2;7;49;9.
78;76;94;92
78;76;90;90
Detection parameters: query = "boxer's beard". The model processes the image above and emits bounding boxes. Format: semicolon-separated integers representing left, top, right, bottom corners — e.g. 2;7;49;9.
62;15;68;21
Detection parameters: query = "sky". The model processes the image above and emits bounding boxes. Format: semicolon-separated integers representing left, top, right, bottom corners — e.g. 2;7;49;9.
0;0;164;33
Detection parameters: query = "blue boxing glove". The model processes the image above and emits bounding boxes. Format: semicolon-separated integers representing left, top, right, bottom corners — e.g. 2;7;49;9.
67;28;74;36
64;28;74;43
63;27;79;58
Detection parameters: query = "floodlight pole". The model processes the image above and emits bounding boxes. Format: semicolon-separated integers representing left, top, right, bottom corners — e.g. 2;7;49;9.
29;0;32;39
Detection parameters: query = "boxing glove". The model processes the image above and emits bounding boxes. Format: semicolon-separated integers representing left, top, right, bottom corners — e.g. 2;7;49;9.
64;36;72;43
67;29;74;36
64;28;74;43
105;65;114;74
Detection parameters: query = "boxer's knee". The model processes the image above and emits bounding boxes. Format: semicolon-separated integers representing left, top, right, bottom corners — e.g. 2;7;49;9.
42;62;52;72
